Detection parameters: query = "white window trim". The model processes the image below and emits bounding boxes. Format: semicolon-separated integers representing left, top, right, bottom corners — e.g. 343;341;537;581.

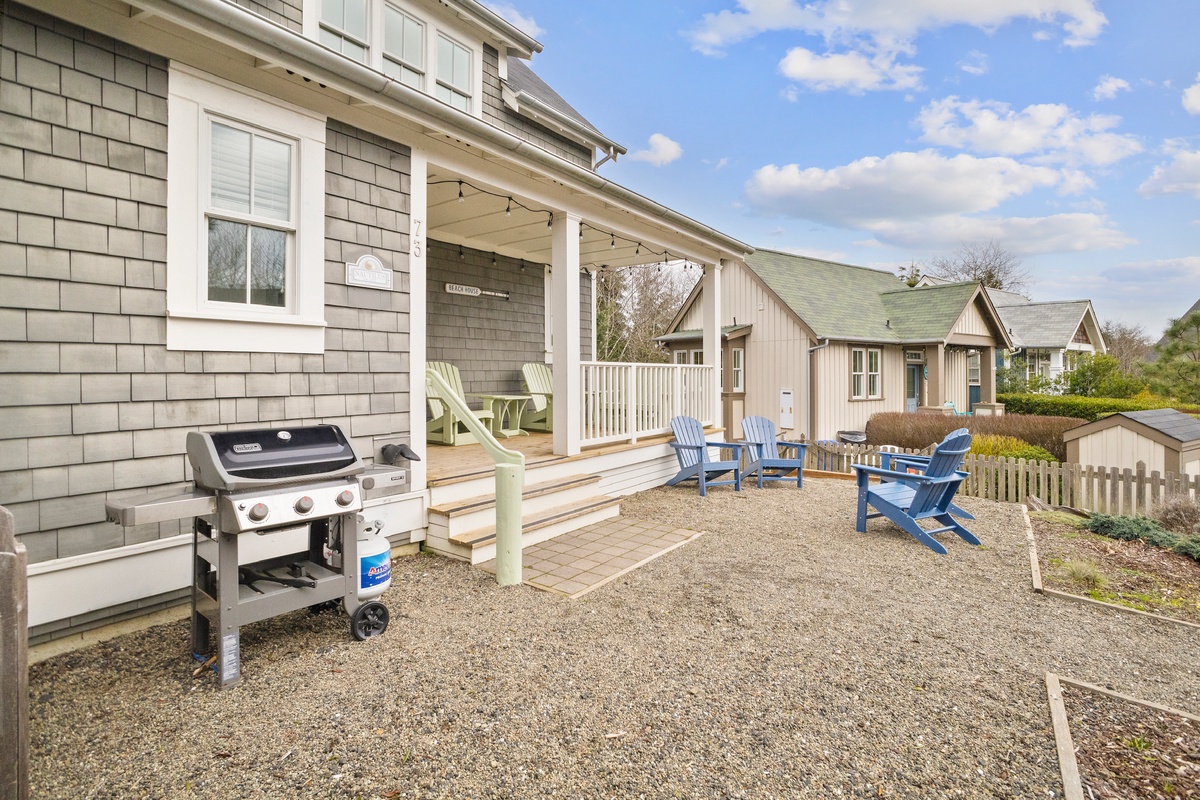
167;65;327;354
691;349;703;365
673;350;688;365
731;347;744;392
304;0;483;117
851;347;882;400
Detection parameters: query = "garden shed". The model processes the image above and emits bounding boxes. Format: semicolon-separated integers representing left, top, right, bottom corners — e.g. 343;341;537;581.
1063;409;1200;476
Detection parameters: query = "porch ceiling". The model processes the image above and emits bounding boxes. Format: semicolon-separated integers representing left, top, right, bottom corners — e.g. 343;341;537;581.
427;170;708;269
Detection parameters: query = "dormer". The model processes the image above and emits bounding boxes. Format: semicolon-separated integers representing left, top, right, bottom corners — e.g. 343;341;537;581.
302;0;539;119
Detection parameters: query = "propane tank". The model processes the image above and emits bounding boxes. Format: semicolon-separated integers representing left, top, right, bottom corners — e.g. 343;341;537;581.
357;518;392;600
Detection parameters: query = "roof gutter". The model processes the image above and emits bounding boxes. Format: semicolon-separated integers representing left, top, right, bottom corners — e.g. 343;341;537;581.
124;0;750;259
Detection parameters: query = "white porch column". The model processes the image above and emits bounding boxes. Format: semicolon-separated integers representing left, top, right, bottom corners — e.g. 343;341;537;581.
551;212;581;456
407;150;428;491
586;266;598;361
702;261;723;429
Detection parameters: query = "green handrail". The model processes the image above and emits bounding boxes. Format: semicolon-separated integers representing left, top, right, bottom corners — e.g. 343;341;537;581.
425;368;524;586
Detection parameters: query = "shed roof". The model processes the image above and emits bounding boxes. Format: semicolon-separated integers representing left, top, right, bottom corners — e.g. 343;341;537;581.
1063;408;1200;447
655;324;752;343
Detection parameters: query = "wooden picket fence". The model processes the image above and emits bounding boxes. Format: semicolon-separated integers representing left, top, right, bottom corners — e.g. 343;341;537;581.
803;441;1200;516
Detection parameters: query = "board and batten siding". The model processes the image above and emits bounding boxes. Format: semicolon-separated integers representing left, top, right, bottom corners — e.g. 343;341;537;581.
1073;427;1168;474
944;348;969;413
810;342;904;441
951;300;992;338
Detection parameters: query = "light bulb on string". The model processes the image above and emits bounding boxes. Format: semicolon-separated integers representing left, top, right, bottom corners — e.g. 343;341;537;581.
457;181;464;203
458;244;465;260
610;234;615;249
505;198;512;217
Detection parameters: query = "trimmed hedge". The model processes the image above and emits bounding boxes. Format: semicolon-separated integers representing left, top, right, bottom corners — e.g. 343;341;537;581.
997;393;1200;422
863;412;1084;461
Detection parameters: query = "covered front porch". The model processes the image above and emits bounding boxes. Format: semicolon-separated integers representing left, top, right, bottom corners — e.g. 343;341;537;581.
416;161;750;463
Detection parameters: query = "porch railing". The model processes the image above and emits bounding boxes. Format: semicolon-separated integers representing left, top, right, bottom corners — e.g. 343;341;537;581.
579;362;714;447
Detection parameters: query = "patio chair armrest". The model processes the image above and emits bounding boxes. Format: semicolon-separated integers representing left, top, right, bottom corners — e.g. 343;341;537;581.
713;442;746;454
851;464;936;483
776;441;808;455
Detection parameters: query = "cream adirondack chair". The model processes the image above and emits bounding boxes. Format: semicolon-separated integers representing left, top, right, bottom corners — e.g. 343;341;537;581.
426;362;493;446
520;362;553;432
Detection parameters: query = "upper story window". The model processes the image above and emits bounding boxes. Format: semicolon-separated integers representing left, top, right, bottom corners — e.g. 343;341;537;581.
320;0;369;61
436;34;472;111
383;5;424;89
306;1;478;113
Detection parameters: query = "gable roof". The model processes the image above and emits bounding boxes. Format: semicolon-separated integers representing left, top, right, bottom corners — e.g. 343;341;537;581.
743;249;1006;345
989;294;1098;350
504;60;624;159
1063;408;1200;447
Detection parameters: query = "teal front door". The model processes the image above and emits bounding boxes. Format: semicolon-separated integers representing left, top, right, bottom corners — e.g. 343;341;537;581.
906;365;920;412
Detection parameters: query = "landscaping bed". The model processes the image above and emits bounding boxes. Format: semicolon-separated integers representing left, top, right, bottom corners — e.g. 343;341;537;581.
1029;511;1200;626
1061;681;1199;799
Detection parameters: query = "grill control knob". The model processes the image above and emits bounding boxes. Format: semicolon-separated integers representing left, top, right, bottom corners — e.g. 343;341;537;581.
294;496;314;514
248;503;270;523
336;490;355;507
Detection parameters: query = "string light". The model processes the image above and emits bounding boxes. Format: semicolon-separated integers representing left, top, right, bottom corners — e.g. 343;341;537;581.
505;197;512;217
458;244;465;260
610;233;615;249
457;180;464;203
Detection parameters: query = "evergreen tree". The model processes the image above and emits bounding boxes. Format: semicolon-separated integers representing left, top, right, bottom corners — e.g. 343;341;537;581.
1143;310;1200;404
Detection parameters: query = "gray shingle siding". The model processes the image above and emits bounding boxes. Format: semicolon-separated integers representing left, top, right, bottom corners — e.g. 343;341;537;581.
0;8;413;576
480;45;593;170
229;0;304;33
426;240;590;399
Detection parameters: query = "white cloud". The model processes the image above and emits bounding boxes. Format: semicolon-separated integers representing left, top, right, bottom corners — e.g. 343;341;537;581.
779;46;922;93
628;134;683;167
744;149;1132;253
958;51;988;76
916;96;1142;166
481;2;544;38
1092;75;1130;101
687;0;1107;56
1183;73;1200;115
1138;144;1200;199
1101;256;1200;285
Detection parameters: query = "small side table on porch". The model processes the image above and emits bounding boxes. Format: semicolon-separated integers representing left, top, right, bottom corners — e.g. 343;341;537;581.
475;394;532;438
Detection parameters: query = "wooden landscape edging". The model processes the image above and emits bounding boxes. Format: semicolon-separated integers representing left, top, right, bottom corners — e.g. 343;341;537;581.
1024;504;1200;631
1045;672;1200;800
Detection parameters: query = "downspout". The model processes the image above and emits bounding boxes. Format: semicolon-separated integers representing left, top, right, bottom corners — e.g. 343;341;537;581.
806;338;830;440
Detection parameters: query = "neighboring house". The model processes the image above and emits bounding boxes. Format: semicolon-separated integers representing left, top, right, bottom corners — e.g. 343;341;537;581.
986;289;1107;386
658;251;1012;441
0;0;749;641
1064;409;1200;476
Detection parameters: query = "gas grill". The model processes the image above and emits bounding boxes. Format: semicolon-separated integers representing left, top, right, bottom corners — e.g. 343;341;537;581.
106;424;399;689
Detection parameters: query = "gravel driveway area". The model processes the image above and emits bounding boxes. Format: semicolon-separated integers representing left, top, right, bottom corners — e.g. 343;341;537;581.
28;477;1200;799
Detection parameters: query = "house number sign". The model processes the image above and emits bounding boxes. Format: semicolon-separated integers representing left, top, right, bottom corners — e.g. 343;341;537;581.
345;253;393;290
445;282;509;300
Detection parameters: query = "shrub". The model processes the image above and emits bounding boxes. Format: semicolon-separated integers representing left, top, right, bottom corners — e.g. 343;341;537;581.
997;393;1200;422
970;434;1056;462
1156;495;1200;536
864;412;1082;461
1173;536;1200;562
1083;513;1168;542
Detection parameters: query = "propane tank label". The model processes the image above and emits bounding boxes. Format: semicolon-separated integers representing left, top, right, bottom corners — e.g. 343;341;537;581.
361;550;391;589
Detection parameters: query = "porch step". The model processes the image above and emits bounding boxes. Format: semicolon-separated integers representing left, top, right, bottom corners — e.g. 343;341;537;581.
429;474;602;538
444;495;622;565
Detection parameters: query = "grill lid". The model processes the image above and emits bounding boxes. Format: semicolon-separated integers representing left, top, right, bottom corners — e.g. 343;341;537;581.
188;425;364;491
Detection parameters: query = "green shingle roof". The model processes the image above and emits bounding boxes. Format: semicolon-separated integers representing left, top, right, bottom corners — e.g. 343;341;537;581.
745;249;981;343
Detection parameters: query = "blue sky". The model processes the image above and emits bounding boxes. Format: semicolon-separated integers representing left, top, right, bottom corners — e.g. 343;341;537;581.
485;0;1200;339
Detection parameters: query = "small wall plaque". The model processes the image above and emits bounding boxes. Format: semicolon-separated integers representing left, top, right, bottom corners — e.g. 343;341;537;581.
445;282;509;300
346;254;393;290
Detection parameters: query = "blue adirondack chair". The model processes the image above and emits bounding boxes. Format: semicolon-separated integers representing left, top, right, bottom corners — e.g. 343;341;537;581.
879;428;975;521
851;429;980;555
666;416;744;496
741;415;808;489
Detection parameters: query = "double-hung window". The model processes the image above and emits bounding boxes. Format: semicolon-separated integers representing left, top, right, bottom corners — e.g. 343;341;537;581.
320;0;369;62
167;66;327;354
731;347;745;392
852;347;882;400
436;34;472;111
673;350;688;365
383;5;424;89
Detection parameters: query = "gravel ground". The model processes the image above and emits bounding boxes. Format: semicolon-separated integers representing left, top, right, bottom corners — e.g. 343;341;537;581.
28;478;1200;799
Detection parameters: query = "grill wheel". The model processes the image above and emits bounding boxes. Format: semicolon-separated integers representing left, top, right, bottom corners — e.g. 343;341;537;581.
351;601;390;641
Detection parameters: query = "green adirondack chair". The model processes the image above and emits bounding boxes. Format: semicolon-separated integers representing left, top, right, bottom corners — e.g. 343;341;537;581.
521;362;553;432
426;362;493;446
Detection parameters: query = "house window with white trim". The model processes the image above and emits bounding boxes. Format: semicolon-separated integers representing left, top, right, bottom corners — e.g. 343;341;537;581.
691;350;703;365
167;67;327;354
673;350;688;365
436;34;472;111
320;0;369;61
383;4;424;89
852;347;882;400
731;347;744;392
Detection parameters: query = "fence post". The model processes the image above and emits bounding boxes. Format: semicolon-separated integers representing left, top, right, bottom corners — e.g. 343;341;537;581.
1135;462;1147;515
1;505;30;800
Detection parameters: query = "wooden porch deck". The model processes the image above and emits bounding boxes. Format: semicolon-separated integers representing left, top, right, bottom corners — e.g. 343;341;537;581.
425;431;677;485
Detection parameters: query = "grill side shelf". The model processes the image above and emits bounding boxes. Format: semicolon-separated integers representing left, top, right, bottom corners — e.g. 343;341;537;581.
105;490;217;527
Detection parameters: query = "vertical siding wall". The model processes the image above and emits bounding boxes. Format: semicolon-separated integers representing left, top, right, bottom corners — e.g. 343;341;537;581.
945;349;969;412
1078;428;1168;475
480;45;593;170
811;343;904;440
426;240;591;398
0;7;414;575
